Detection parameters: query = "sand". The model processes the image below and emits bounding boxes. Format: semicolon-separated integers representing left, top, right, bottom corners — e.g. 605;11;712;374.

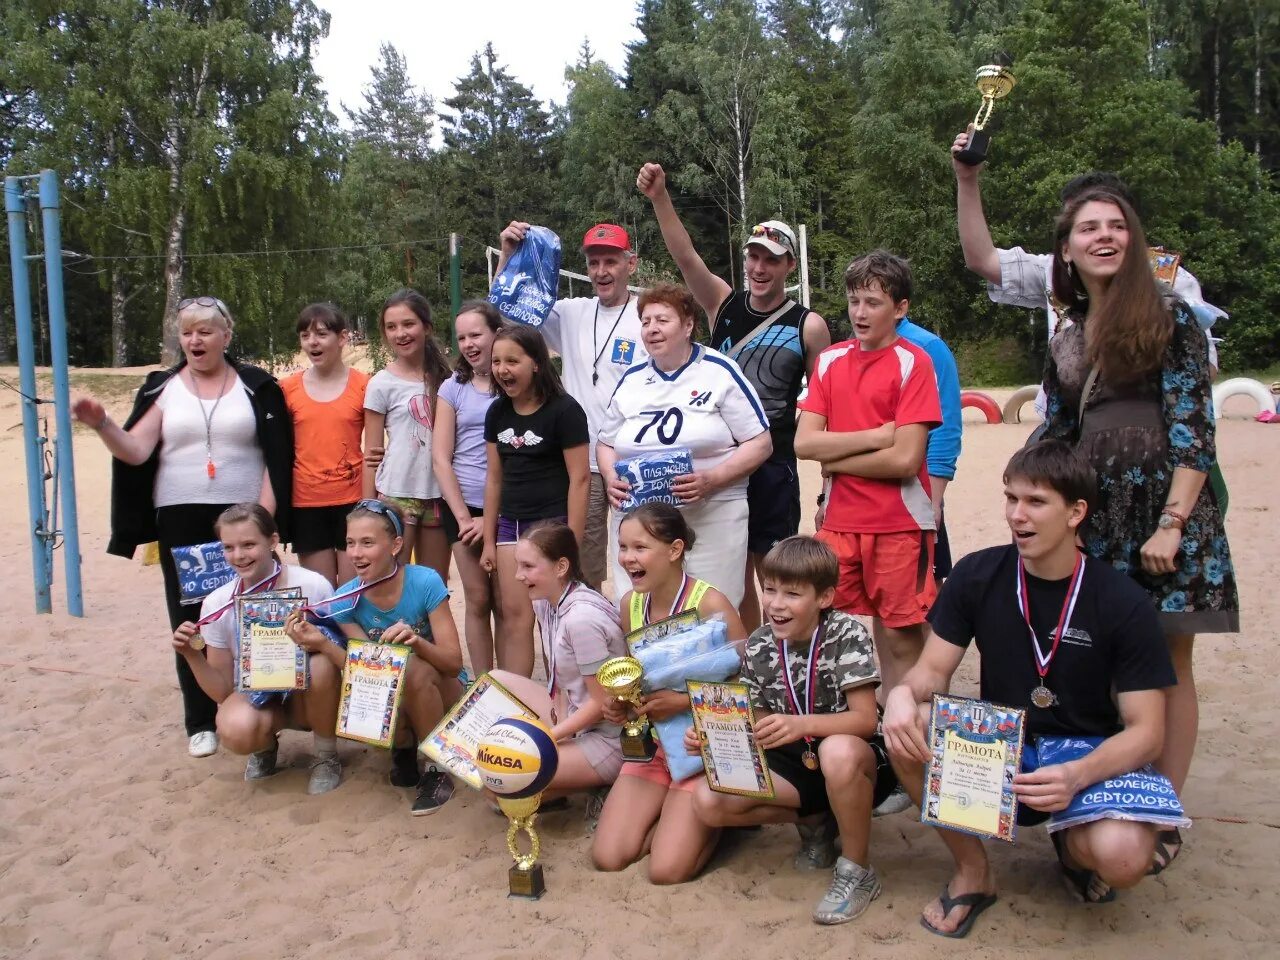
0;369;1276;960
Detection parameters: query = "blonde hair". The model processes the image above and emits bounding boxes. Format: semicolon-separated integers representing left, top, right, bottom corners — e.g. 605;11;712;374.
178;298;235;332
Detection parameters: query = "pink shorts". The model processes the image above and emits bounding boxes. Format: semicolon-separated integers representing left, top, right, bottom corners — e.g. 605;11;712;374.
616;746;699;793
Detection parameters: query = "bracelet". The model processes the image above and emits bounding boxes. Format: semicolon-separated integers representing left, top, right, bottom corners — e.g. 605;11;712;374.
92;414;111;431
816;493;826;506
1161;507;1188;523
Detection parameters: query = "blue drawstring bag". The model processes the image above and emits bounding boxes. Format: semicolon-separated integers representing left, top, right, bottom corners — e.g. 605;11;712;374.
488;226;562;327
171;541;235;605
615;447;694;513
632;617;739;781
1031;736;1191;834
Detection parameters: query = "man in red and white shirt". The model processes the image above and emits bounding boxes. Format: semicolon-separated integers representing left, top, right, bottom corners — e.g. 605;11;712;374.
795;251;942;695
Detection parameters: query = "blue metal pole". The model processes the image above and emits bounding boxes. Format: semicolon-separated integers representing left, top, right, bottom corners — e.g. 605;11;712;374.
39;170;84;617
5;176;52;614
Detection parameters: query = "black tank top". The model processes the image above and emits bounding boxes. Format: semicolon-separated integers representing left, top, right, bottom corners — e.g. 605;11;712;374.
710;290;810;460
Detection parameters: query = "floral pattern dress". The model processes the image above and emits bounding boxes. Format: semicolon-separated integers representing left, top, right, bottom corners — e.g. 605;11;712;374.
1043;302;1238;635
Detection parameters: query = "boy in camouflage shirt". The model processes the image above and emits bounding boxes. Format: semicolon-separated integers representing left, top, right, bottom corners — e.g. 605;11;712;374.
685;536;897;925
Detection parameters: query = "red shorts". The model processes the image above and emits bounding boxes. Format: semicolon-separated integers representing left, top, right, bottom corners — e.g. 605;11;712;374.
816;529;936;628
615;746;699;793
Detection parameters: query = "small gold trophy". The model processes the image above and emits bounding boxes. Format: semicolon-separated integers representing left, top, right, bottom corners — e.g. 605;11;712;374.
955;65;1016;166
499;793;546;899
598;656;658;762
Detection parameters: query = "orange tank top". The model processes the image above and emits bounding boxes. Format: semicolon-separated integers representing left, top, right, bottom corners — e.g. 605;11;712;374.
281;368;369;506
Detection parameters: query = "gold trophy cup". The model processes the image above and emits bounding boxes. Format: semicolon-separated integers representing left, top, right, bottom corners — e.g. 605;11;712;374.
598;656;658;762
955;65;1016;166
499;793;546;899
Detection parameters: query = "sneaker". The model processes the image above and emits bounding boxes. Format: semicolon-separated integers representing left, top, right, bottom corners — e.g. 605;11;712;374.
244;739;279;781
793;814;839;871
410;765;455;816
873;784;913;818
584;787;609;831
188;731;219;758
307;752;342;795
813;857;881;925
389;746;419;787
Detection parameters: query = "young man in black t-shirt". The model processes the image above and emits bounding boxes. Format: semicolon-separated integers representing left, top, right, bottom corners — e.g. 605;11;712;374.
882;441;1176;938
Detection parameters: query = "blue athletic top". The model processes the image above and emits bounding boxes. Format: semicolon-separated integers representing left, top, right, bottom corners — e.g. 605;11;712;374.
896;317;962;480
328;564;449;642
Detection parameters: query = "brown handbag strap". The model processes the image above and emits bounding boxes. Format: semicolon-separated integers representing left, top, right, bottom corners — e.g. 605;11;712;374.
1078;364;1101;427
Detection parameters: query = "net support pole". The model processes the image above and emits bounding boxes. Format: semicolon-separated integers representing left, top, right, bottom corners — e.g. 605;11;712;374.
449;233;462;350
5;175;51;614
39;170;84;617
798;223;811;309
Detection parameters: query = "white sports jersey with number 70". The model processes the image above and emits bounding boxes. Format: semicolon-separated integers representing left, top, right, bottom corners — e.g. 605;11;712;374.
598;344;769;503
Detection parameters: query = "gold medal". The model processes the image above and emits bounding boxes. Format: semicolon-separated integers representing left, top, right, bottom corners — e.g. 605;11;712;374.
802;749;819;771
1030;685;1057;709
189;632;206;652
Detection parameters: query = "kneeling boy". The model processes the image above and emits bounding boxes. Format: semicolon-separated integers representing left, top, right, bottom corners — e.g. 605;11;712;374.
686;536;896;925
883;441;1176;938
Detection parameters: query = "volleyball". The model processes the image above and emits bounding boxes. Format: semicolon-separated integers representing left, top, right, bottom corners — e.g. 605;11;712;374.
476;716;559;799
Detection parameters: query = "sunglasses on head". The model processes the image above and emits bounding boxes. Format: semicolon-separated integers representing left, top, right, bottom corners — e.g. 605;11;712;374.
354;498;404;538
750;224;794;249
178;296;232;324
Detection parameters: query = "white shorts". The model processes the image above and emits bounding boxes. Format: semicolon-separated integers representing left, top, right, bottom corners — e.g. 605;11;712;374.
611;497;749;608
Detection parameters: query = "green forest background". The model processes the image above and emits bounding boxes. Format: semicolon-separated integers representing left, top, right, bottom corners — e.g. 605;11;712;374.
3;0;1278;384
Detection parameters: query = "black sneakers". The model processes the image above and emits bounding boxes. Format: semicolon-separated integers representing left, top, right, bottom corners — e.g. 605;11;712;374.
411;765;455;816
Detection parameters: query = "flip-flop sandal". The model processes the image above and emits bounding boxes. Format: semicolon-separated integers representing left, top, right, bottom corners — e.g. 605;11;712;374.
919;889;998;939
1148;828;1182;876
1052;831;1116;903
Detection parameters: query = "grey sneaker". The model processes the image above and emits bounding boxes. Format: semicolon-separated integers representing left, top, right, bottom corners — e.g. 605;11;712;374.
411;765;455;816
813;857;881;925
873;784;913;818
245;739;279;781
584;786;609;831
793;814;839;871
307;752;342;795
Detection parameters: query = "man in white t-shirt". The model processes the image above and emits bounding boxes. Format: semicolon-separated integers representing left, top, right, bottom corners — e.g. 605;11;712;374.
496;221;646;591
951;130;1224;416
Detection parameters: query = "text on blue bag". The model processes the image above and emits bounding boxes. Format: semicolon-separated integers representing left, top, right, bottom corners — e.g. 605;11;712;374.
171;541;236;605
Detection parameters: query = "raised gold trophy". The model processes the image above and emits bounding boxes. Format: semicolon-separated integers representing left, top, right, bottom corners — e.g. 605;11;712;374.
499;793;546;899
598;656;657;762
955;65;1016;166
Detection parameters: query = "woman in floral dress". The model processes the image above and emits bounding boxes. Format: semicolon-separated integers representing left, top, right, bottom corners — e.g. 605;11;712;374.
1042;187;1238;873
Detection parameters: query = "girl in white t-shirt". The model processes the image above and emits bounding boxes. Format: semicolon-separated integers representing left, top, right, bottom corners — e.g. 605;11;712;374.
171;503;343;795
494;522;627;804
363;289;453;580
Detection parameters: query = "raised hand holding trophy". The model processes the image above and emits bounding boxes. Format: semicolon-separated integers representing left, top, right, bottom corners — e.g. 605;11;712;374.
955;65;1016;166
477;717;559;899
598;656;658;762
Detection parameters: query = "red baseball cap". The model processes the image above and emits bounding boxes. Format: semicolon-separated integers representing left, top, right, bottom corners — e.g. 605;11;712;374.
582;223;631;252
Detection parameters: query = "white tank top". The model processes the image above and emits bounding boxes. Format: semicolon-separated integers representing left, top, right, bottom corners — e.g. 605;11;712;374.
154;373;264;507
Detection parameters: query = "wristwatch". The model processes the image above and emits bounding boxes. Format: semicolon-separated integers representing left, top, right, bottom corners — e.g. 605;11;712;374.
1158;511;1185;531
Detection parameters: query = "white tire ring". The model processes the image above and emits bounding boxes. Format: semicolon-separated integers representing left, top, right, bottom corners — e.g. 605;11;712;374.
1211;377;1278;419
1001;384;1041;424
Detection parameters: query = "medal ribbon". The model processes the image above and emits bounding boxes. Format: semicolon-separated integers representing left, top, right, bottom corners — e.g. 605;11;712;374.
642;573;690;626
545;581;578;706
195;561;282;627
1015;552;1085;682
777;616;825;752
303;561;401;614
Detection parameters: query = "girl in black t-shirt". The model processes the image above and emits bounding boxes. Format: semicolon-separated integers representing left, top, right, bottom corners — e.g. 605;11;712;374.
481;324;590;678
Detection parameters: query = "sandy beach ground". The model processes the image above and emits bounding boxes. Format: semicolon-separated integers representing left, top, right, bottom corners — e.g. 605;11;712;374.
0;368;1276;960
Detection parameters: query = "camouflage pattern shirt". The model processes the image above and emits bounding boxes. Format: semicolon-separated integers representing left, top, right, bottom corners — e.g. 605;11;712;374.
741;609;879;715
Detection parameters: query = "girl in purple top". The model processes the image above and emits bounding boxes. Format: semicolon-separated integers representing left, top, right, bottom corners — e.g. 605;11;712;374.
499;522;626;799
433;301;502;674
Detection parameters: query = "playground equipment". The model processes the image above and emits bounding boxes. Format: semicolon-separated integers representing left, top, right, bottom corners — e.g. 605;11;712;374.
960;390;1002;424
1211;377;1277;419
4;171;84;616
1002;384;1041;424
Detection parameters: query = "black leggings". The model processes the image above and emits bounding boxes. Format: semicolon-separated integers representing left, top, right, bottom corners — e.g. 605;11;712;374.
156;503;231;736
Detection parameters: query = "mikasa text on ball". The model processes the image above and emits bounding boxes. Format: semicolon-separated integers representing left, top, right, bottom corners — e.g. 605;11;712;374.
477;716;559;799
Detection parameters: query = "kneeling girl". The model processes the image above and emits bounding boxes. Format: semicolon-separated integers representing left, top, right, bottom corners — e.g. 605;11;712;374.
172;503;343;794
591;503;747;883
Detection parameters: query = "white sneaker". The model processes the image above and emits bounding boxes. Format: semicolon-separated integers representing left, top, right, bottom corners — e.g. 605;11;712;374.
188;731;219;758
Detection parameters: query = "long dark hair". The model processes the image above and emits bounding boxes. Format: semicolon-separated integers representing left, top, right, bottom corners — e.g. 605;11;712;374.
453;300;504;384
380;288;453;400
1050;189;1172;383
621;503;696;559
491;323;565;404
520;521;587;584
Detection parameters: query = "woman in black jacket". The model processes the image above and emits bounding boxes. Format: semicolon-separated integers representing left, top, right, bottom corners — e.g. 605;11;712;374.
73;297;293;758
